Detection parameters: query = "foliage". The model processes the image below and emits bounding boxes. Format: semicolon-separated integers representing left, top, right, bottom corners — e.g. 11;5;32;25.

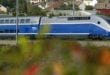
98;46;110;65
55;4;72;10
0;39;110;75
0;0;15;8
54;4;79;10
49;12;66;18
49;12;55;18
27;4;47;16
85;5;94;10
0;0;47;16
0;32;110;75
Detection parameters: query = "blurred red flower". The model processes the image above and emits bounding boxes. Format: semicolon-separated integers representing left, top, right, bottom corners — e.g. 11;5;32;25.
99;47;110;65
22;64;39;75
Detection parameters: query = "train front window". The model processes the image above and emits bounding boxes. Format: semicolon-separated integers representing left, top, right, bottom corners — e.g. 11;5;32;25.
106;19;110;24
100;15;110;24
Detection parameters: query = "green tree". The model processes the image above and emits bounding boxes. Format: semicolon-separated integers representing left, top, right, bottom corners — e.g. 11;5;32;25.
0;0;47;16
27;4;47;16
85;5;94;10
19;0;28;16
0;0;15;8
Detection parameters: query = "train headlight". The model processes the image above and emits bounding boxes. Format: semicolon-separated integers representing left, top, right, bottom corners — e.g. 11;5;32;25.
32;27;37;31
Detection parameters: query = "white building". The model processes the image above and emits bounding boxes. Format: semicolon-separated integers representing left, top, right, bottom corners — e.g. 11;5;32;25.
95;0;110;9
28;0;46;4
74;0;97;6
0;4;7;13
83;0;97;6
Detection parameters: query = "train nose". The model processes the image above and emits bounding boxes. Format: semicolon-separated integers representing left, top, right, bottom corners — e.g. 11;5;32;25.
107;32;110;38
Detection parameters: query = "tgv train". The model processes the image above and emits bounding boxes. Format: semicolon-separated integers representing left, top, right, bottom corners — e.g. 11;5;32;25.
0;15;110;39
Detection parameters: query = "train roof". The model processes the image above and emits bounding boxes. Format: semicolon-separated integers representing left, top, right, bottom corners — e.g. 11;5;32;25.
41;16;92;24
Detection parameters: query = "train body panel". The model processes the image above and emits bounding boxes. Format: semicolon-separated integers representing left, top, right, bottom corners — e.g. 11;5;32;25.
40;23;108;36
0;16;40;36
0;15;109;39
0;24;38;35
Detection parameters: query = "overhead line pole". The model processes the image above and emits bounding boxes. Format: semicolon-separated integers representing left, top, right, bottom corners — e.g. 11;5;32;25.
72;0;75;15
16;0;19;45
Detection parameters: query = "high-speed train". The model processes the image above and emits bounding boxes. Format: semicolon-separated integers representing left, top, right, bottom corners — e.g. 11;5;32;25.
0;15;110;39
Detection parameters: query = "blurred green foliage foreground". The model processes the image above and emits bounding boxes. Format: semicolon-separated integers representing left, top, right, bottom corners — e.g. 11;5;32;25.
0;36;110;75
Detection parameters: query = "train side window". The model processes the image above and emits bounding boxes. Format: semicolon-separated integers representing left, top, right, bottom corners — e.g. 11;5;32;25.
68;17;91;20
20;19;25;23
15;19;20;23
97;21;101;24
68;17;74;20
0;20;4;24
5;20;9;23
0;20;1;24
10;20;15;23
26;19;30;23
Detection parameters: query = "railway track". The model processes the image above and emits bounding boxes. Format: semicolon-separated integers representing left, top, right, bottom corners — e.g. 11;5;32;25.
78;40;110;47
0;40;110;47
0;40;16;45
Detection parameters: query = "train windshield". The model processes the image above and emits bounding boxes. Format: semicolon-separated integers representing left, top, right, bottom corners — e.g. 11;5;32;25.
100;15;110;24
104;17;110;24
106;19;110;24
